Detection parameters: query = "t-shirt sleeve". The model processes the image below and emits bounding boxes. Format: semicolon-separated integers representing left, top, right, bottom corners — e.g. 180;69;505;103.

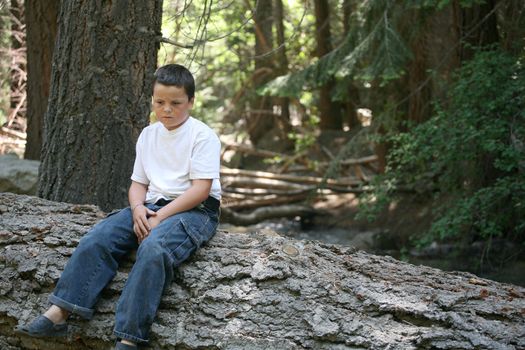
130;132;149;185
190;129;221;179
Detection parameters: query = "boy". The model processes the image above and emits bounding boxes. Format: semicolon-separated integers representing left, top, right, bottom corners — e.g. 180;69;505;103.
16;64;221;349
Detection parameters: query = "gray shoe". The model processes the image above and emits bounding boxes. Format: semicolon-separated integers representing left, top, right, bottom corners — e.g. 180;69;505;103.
15;315;68;338
115;341;138;349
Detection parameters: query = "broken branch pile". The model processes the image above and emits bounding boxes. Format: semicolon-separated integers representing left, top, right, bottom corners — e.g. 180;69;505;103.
220;143;379;225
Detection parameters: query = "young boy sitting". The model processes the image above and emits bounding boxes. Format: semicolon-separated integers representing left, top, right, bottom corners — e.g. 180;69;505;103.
16;64;221;349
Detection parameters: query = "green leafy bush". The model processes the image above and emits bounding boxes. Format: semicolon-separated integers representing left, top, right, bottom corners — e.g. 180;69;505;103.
360;48;525;246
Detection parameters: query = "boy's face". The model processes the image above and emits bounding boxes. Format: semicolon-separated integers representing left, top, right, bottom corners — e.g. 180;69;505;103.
152;83;194;131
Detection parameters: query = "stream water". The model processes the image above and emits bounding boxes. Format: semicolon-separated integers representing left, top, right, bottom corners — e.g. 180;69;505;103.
220;219;525;287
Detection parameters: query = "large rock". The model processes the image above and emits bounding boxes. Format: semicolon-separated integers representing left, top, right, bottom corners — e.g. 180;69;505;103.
0;155;39;195
0;193;524;349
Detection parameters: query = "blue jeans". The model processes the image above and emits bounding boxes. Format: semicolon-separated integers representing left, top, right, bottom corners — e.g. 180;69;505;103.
48;198;219;343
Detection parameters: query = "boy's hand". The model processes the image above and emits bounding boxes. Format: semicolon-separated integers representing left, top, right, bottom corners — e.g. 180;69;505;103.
140;216;161;243
132;205;157;242
147;216;161;231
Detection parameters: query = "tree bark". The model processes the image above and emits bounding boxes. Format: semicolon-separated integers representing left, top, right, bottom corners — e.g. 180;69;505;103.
456;0;500;60
23;0;59;160
37;0;163;211
314;0;342;131
273;0;293;146
247;0;275;146
342;0;361;130
407;17;432;124
1;193;524;350
499;0;525;54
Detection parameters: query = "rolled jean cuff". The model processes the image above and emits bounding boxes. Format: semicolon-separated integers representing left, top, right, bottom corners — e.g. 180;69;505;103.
49;294;94;320
114;330;148;344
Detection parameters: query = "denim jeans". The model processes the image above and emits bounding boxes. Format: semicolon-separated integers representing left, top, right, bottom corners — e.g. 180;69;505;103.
48;198;219;343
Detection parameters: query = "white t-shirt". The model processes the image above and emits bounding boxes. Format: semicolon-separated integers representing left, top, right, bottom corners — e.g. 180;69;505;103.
131;117;221;203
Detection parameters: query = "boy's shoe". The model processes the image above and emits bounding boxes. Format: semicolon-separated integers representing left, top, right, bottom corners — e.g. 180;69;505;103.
115;341;138;349
15;315;68;338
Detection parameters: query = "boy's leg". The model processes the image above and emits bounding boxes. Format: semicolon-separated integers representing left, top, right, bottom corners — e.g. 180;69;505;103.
113;206;218;344
49;206;139;319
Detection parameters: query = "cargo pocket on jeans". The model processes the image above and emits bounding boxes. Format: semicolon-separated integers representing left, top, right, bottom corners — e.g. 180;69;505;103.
180;215;215;248
169;232;197;263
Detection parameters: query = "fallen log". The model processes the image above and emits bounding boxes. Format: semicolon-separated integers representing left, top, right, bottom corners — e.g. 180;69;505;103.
221;167;363;187
221;144;378;171
0;192;524;350
220;204;315;225
0;126;26;140
222;176;312;191
222;194;310;210
221;176;364;195
221;143;284;161
222;187;312;196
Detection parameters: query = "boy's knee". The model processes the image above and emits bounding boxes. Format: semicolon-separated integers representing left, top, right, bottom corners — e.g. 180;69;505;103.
76;232;110;255
137;239;166;260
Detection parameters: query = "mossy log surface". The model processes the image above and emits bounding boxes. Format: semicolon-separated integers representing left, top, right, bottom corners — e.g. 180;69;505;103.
0;193;524;349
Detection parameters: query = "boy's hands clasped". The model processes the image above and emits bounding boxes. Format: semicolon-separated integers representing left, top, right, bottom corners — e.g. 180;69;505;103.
132;204;159;243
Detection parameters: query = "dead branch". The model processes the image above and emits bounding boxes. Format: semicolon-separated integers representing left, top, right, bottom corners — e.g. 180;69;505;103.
221;168;363;187
220;204;315;226
221;143;284;161
0;127;26;140
223;193;311;210
158;36;196;49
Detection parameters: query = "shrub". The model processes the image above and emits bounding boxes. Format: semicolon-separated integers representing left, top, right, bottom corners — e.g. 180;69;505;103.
360;48;525;247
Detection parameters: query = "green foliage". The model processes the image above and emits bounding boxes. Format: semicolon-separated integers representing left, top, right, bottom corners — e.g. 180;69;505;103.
360;48;525;245
159;0;256;127
160;0;314;136
406;0;486;10
288;113;318;154
260;1;413;98
259;0;503;109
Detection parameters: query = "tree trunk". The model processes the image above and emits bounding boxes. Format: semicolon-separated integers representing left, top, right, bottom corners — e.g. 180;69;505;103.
427;4;461;105
407;18;432;124
23;0;59;160
499;0;525;54
37;0;162;211
454;0;501;188
457;0;500;60
314;0;342;131
342;0;360;129
1;193;524;350
273;0;293;146
247;0;275;146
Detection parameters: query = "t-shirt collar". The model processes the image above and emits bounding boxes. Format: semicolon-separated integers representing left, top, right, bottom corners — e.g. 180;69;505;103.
158;116;192;136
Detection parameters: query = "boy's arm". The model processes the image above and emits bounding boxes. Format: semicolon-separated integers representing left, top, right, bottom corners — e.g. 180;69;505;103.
147;179;212;231
129;180;157;241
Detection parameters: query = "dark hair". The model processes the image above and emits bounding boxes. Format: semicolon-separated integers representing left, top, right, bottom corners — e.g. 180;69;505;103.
154;64;195;100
